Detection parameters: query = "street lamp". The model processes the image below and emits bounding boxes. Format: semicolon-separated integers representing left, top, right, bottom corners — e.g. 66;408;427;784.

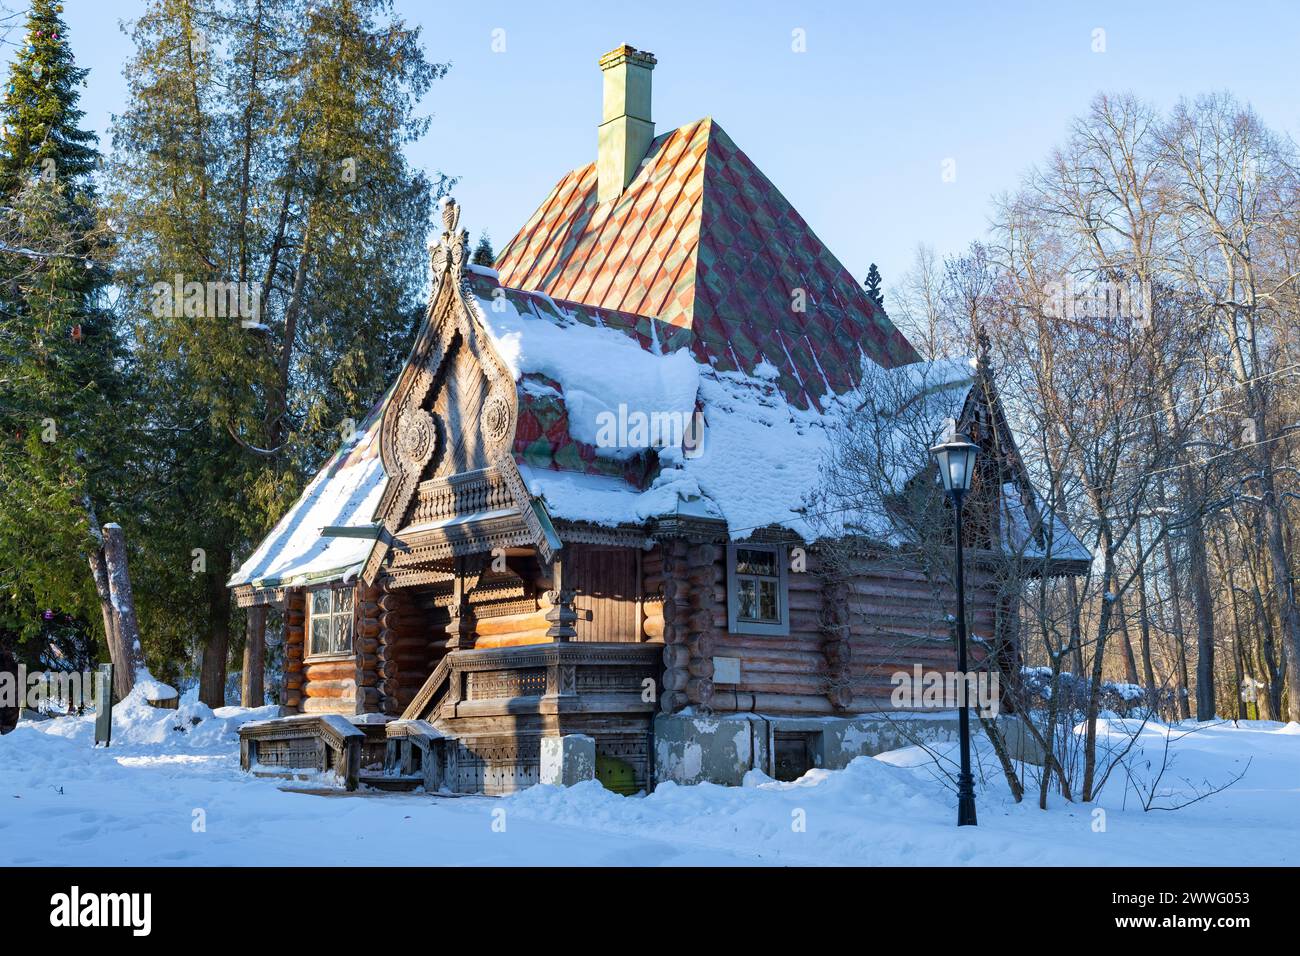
930;432;979;827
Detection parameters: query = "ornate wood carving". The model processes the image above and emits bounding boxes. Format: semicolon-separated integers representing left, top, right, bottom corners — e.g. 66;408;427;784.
409;468;517;527
466;667;547;700
363;197;569;586
445;555;485;651
544;555;578;642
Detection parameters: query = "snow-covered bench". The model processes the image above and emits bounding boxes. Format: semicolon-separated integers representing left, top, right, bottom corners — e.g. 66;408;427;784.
382;719;448;792
238;714;364;790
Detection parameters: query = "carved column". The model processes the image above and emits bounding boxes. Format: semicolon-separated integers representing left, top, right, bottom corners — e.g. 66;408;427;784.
682;542;717;712
659;540;687;713
659;539;717;713
376;579;401;715
545;553;578;642
444;556;480;651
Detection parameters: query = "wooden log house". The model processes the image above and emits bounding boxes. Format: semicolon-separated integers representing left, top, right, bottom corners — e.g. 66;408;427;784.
230;45;1088;794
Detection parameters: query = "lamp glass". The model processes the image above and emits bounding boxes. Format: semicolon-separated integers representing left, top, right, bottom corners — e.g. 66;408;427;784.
931;438;978;494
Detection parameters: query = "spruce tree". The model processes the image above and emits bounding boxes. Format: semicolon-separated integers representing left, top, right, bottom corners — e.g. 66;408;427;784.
472;231;494;267
864;262;884;309
0;1;123;666
111;0;448;704
0;0;97;196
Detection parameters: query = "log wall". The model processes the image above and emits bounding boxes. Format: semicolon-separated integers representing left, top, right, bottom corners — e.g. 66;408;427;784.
691;547;1002;717
282;589;306;714
286;541;1004;721
658;540;721;714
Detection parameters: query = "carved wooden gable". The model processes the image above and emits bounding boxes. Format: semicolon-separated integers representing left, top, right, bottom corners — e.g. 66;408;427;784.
430;336;497;479
362;200;550;584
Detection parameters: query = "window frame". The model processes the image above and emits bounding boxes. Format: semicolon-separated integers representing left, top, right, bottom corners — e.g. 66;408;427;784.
725;542;790;636
305;586;355;660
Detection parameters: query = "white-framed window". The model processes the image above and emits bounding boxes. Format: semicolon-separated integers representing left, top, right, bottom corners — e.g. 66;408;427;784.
726;543;789;636
308;587;354;657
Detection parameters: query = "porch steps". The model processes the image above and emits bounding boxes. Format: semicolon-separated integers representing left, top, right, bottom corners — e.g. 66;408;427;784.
358;773;423;792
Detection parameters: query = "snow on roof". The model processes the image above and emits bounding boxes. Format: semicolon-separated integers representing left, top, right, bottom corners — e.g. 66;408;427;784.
230;276;1086;592
1000;481;1092;564
227;399;389;590
467;276;981;542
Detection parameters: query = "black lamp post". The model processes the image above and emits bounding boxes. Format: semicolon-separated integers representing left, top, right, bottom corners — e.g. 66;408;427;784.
930;432;979;827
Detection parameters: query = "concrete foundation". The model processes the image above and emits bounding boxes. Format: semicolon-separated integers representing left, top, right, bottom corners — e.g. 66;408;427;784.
653;710;1044;786
539;733;597;787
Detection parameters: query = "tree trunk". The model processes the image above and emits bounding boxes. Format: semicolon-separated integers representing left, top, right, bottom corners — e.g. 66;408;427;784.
101;523;144;698
1116;593;1141;688
198;546;234;708
1221;549;1255;721
1186;507;1217;720
1133;527;1158;707
1161;532;1192;719
87;546;131;702
241;604;267;707
1247;516;1285;720
1258;463;1300;721
83;499;131;701
1081;542;1117;802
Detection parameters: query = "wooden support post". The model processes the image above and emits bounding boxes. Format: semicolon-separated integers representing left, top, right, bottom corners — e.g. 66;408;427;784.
444;556;480;651
241;604;267;707
545;553;578;643
93;663;113;747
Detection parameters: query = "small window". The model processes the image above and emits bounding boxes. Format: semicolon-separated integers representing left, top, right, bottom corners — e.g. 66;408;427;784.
308;587;354;657
726;543;789;636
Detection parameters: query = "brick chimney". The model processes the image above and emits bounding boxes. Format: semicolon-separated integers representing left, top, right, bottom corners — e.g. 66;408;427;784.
597;44;657;204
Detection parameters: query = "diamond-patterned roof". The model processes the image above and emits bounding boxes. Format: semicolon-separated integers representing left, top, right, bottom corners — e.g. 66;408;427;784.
496;118;919;410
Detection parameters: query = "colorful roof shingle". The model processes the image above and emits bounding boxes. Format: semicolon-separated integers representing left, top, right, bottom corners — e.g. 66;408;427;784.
496;118;919;411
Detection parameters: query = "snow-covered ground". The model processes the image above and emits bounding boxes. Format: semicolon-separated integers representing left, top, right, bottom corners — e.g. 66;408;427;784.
2;689;1297;866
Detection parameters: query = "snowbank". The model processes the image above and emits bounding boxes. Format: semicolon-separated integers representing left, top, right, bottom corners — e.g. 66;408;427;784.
32;683;276;750
0;714;1296;865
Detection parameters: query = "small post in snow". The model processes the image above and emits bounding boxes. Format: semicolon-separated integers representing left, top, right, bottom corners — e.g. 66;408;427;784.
94;663;113;747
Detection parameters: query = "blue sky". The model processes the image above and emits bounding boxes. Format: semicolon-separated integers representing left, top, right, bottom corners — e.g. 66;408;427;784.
15;0;1300;303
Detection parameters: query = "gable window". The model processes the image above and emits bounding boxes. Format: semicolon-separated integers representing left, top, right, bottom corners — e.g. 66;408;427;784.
308;587;354;657
726;543;789;636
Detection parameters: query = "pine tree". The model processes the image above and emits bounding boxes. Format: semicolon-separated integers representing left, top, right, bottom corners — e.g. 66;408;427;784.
0;0;97;197
0;1;124;667
472;230;494;267
864;262;884;309
111;0;448;704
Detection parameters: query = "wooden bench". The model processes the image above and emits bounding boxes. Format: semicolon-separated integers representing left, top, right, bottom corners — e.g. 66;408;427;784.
238;714;365;791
